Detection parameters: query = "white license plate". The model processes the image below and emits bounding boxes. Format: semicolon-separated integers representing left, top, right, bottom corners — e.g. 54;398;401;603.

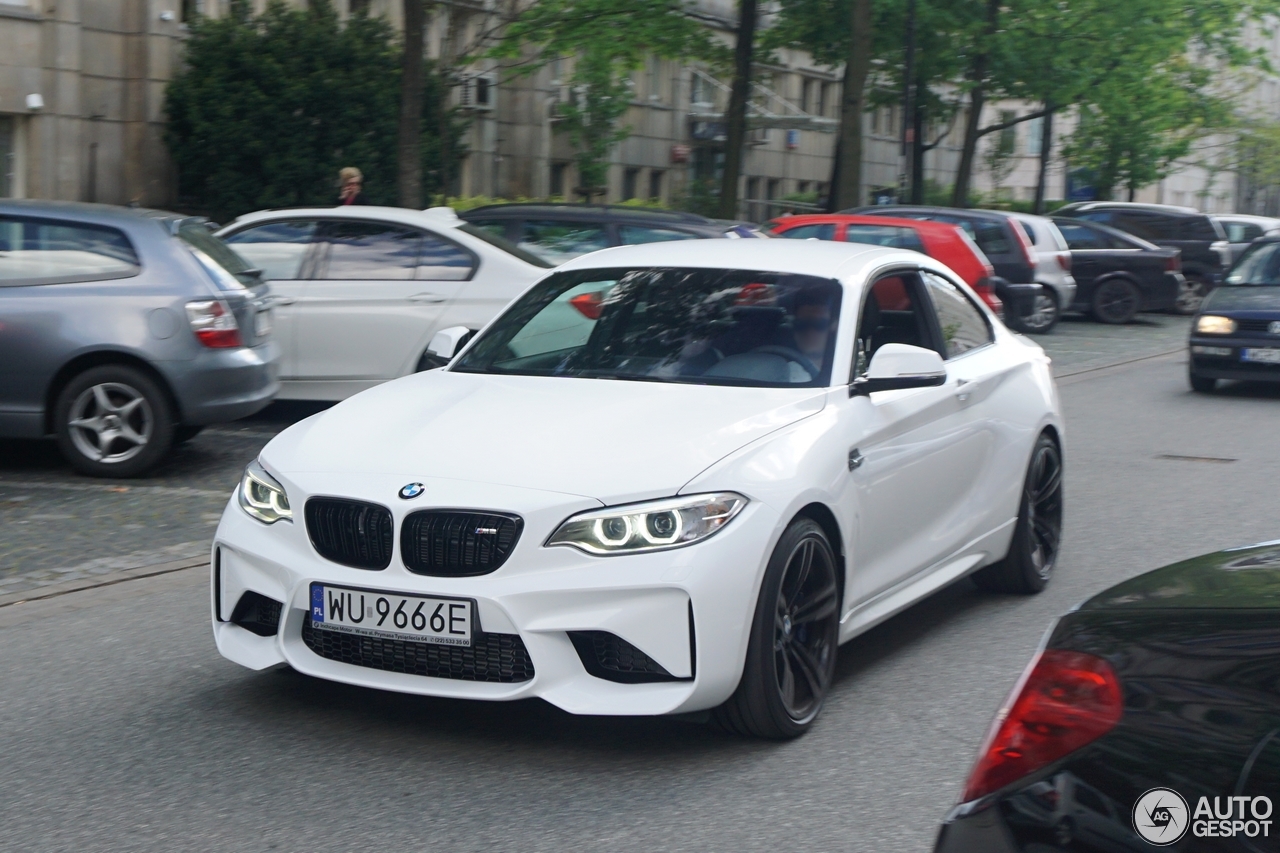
254;308;272;338
1242;347;1280;364
309;583;472;646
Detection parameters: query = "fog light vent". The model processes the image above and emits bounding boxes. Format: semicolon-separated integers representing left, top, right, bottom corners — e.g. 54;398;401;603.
568;630;683;684
230;591;283;637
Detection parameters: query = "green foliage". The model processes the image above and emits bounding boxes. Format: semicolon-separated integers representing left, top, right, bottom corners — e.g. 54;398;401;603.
165;0;465;220
490;0;724;201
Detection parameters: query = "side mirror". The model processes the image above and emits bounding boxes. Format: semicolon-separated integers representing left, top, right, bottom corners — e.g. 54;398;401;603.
850;343;947;396
426;325;473;362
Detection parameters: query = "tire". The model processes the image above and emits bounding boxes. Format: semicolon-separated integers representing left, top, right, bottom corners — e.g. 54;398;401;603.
1007;287;1060;334
53;364;175;478
1174;274;1209;315
1090;278;1140;324
174;425;205;444
973;433;1063;594
714;517;841;739
1189;370;1217;393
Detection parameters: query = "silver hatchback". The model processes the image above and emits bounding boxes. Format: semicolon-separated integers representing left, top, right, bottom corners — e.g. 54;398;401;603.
0;201;279;477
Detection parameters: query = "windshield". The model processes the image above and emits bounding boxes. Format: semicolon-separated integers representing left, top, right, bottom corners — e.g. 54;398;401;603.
457;223;553;268
1225;241;1280;286
452;267;843;387
178;221;257;290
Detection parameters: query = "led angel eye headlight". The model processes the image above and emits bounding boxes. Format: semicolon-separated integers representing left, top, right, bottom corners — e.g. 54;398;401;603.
547;493;746;555
238;459;292;524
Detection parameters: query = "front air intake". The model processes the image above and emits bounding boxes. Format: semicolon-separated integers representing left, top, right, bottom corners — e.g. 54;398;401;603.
230;591;283;637
400;510;522;577
305;497;394;570
568;631;683;684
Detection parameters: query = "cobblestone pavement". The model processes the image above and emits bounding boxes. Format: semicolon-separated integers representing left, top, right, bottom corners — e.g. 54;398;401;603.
0;314;1190;593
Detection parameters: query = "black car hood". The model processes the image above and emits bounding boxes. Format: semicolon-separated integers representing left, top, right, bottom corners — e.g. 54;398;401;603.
1203;285;1280;312
1079;541;1280;611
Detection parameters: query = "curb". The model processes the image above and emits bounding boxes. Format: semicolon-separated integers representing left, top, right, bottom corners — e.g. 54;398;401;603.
1055;347;1184;382
0;555;209;609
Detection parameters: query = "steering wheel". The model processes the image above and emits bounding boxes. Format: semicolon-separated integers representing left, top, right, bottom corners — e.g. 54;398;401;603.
749;345;820;379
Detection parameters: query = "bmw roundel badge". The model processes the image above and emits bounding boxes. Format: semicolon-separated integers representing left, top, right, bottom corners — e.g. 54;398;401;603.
399;482;425;500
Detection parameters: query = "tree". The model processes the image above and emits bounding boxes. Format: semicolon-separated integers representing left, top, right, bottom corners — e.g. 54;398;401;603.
491;0;723;201
718;0;758;218
165;0;464;221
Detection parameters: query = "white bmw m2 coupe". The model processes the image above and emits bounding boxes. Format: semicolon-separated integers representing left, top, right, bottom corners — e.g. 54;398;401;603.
213;239;1063;738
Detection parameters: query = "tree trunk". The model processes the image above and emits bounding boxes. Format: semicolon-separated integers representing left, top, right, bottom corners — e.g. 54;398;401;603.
832;0;873;210
718;0;758;219
911;92;926;203
899;0;916;202
951;0;1000;208
1033;104;1054;214
397;0;426;208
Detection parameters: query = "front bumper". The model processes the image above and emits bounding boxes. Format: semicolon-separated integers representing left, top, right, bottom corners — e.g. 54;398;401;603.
1189;336;1280;383
211;474;780;716
165;341;280;425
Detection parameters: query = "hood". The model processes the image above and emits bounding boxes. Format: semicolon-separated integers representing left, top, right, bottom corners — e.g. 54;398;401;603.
1202;285;1280;313
1079;541;1280;612
263;371;826;503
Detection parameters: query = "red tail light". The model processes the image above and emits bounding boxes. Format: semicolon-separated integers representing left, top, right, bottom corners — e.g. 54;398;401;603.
972;279;1003;313
1056;251;1072;273
961;649;1122;803
185;300;243;348
568;292;604;320
1165;252;1182;272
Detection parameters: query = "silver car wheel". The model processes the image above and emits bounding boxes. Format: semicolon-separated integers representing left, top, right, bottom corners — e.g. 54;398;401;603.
1175;277;1207;314
1021;293;1058;332
67;382;154;464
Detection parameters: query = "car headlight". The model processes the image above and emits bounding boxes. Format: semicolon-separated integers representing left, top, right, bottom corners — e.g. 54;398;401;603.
238;459;292;524
1196;315;1237;334
547;492;747;555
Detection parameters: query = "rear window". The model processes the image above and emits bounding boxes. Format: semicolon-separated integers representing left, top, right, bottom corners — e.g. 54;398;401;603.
178;221;256;291
932;216;1013;257
457;223;553;268
0;216;140;286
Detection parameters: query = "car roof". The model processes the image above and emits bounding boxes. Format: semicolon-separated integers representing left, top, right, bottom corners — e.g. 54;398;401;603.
228;205;469;230
552;237;921;282
1213;213;1280;226
0;199;188;230
1060;201;1201;216
769;213;966;235
842;205;1015;223
459;202;715;225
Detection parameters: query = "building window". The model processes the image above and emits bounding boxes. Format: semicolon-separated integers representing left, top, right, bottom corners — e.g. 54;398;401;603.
998;109;1017;154
623;167;640;201
349;0;370;14
819;82;832;117
0;116;15;198
648;169;664;201
691;73;712;108
797;181;810;196
1025;116;1044;156
767;178;780;200
800;78;813;114
647;58;662;102
180;0;200;22
549;162;568;197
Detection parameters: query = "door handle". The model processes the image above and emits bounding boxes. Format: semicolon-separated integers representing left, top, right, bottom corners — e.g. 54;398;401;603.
409;293;447;304
847;448;864;471
955;377;971;402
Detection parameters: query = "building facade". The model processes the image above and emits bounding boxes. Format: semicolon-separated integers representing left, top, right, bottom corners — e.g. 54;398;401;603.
0;0;1268;217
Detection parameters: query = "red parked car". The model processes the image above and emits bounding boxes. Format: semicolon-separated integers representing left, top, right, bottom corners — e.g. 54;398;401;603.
767;214;1006;313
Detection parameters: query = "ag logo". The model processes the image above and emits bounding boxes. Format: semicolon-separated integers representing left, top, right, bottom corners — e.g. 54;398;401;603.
398;482;425;500
1133;787;1190;845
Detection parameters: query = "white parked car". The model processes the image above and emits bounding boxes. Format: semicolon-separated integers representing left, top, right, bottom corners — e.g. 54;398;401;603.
212;240;1064;738
216;206;551;401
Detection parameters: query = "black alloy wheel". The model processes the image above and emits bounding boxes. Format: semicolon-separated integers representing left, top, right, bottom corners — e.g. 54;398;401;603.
53;364;175;478
715;517;840;739
973;433;1063;594
1174;274;1209;315
1091;278;1140;324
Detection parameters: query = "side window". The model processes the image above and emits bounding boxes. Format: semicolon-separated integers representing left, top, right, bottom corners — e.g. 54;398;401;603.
777;223;836;241
416;231;475;280
618;225;701;245
320;221;421;280
466;219;509;240
855;273;930;374
1057;222;1107;250
843;225;925;251
517;220;609;264
935;215;1011;256
1179;216;1221;241
221;219;317;280
1114;214;1162;242
922;272;992;358
1224;222;1263;243
0;216;140;285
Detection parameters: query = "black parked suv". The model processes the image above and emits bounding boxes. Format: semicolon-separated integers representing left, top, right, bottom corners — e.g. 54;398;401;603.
1056;202;1230;314
459;203;766;265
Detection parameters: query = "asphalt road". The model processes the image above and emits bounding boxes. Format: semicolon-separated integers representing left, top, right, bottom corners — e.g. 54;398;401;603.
2;346;1277;852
